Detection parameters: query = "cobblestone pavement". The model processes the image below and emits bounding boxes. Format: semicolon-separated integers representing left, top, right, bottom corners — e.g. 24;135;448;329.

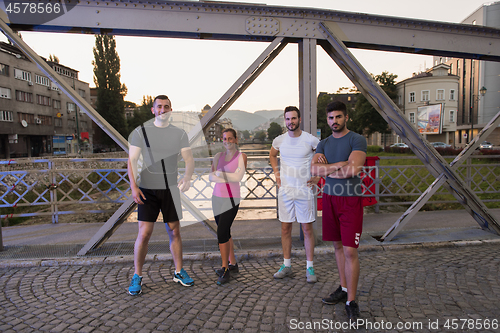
0;243;499;333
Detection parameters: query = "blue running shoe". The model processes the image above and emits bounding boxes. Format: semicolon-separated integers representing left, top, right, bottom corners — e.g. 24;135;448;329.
128;274;142;295
173;268;194;287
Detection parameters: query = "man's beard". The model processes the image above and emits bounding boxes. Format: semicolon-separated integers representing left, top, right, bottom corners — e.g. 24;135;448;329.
331;122;345;132
287;123;299;132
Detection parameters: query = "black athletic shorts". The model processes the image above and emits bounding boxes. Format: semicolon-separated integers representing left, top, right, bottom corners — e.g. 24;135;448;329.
137;187;182;223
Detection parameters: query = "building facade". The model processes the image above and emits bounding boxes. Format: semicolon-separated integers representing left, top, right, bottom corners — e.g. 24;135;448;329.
433;1;500;147
396;64;459;146
0;42;92;158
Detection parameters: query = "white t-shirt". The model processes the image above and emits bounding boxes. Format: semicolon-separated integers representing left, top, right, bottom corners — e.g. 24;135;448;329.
272;131;320;189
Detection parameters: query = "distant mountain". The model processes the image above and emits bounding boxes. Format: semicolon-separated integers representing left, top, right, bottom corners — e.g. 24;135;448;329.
254;110;283;121
224;110;282;131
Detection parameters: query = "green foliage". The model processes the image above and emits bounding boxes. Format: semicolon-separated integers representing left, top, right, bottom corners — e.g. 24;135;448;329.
254;130;267;142
126;96;155;137
350;72;397;139
267;122;283;141
367;145;383;153
317;93;332;139
93;34;128;143
241;130;251;140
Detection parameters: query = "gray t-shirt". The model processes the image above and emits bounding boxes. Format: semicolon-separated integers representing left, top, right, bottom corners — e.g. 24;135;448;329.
129;119;189;189
316;131;367;196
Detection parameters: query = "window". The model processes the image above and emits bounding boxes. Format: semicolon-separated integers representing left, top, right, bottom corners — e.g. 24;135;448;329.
54;118;62;127
67;102;76;113
68;119;76;128
51;82;59;91
18;113;35;124
409;92;415;103
450;89;456;100
78;89;86;98
36;115;52;125
16;90;33;103
35;74;51;87
421;90;430;101
36;95;51;106
450;110;455;122
14;68;32;82
409;112;415;123
398;95;402;105
436;89;445;100
53;100;61;109
0;63;9;76
0;111;13;122
0;87;11;99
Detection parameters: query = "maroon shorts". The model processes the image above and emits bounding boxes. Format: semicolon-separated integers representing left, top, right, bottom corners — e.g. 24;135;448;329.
322;194;363;248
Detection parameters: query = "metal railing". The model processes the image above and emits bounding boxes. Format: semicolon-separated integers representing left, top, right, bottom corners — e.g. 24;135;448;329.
0;155;499;224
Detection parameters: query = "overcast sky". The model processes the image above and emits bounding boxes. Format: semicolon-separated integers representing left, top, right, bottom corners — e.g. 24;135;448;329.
1;0;492;112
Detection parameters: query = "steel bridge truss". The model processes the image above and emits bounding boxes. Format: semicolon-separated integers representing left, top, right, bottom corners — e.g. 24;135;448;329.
1;0;499;252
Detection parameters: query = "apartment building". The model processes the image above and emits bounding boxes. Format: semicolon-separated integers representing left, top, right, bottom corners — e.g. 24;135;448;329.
396;64;459;146
433;1;500;147
0;41;92;158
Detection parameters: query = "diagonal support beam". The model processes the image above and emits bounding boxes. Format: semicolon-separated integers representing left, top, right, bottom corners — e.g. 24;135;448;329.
318;22;500;240
0;17;128;151
382;106;500;241
0;17;216;254
188;37;288;143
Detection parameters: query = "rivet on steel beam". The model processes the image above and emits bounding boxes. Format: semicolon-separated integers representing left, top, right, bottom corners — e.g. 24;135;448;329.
96;10;100;13
197;16;199;19
197;28;199;31
96;22;100;25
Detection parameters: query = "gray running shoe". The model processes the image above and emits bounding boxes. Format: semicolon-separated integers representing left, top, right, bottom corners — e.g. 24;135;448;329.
306;267;317;283
273;264;293;279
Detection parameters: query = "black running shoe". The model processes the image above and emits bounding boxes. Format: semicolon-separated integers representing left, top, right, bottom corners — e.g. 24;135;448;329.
215;263;239;276
217;267;230;285
345;301;360;321
322;285;347;305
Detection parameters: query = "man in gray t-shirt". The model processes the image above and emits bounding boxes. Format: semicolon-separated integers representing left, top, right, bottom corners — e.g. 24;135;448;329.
127;95;194;295
311;101;367;321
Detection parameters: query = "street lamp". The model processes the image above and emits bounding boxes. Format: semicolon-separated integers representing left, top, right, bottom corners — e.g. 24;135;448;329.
469;86;487;143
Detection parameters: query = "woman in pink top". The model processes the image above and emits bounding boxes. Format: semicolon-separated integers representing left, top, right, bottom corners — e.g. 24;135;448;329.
209;128;247;285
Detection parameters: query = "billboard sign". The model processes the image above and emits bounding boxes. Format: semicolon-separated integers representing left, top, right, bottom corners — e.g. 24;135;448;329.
417;104;443;134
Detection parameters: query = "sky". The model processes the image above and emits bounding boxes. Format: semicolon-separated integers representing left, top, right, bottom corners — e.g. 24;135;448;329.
0;0;493;112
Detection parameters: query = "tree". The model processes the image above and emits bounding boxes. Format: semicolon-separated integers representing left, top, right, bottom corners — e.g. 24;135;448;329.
241;130;250;140
254;130;267;142
126;96;155;137
317;93;333;139
267;122;283;141
92;34;128;145
350;71;397;140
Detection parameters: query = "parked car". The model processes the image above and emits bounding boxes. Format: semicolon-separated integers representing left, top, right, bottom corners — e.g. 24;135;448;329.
389;143;408;148
479;141;493;149
431;142;451;148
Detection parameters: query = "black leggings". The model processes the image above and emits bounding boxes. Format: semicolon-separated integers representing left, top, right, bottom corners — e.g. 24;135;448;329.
212;196;240;244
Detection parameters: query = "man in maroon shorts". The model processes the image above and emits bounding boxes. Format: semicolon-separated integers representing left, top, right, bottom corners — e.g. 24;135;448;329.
311;101;367;321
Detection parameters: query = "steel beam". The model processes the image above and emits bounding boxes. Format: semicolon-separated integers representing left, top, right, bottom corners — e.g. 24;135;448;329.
318;23;500;240
0;16;129;151
2;1;500;61
188;37;288;144
299;38;317;135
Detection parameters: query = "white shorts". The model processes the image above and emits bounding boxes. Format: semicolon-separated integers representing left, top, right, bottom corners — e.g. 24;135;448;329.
278;187;315;223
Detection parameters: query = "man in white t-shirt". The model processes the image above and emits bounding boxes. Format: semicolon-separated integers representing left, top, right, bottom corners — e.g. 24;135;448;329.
269;106;320;283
